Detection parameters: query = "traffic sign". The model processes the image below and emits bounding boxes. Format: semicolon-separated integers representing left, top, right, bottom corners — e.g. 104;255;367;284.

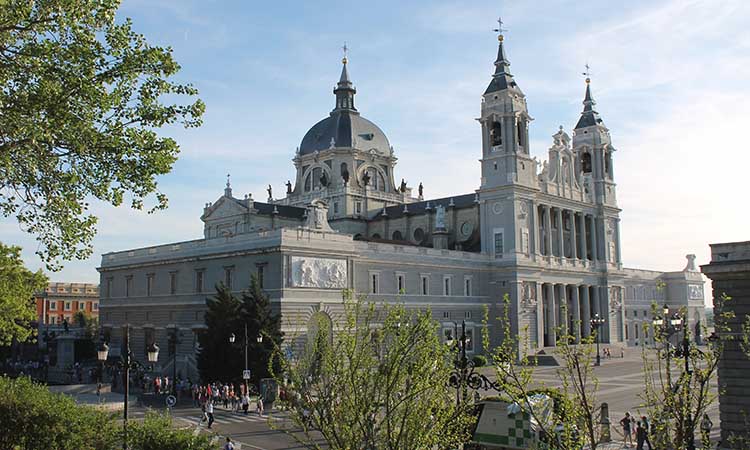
166;395;177;407
243;369;251;380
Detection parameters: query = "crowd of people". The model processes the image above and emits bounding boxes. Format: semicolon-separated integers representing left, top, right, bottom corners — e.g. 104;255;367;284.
188;382;266;429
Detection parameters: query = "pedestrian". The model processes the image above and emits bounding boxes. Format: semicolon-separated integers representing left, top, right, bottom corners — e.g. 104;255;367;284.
640;415;652;449
242;392;250;415
206;400;215;429
223;437;235;450
635;421;646;450
257;393;264;416
620;412;633;448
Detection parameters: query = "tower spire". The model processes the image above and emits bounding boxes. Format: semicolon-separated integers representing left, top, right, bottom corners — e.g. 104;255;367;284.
575;64;604;129
333;42;356;111
485;16;521;95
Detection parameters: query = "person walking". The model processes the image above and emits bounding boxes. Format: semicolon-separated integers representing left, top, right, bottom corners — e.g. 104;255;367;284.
242;392;250;415
640;415;652;449
223;437;235;450
206;400;215;429
257;393;264;416
620;412;634;448
635;421;646;450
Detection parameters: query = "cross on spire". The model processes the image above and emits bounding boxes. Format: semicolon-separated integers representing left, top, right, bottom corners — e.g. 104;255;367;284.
342;41;349;64
493;16;507;35
226;173;231;187
582;63;592;83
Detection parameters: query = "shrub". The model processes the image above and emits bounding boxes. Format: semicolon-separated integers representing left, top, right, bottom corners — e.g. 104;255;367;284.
0;376;119;450
472;355;488;367
128;411;215;450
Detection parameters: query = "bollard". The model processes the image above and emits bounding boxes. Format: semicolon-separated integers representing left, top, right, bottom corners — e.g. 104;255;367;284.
599;402;611;443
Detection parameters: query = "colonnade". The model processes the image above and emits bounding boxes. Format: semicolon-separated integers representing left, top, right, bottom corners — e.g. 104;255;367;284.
535;282;614;347
531;204;621;264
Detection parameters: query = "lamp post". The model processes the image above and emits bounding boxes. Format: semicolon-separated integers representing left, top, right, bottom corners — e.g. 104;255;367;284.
229;324;263;395
590;313;606;366
446;320;502;406
98;327;159;450
167;327;181;395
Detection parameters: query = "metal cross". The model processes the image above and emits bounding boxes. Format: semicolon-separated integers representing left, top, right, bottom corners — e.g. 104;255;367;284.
493;16;507;34
342;42;348;59
226;173;231;187
582;63;593;78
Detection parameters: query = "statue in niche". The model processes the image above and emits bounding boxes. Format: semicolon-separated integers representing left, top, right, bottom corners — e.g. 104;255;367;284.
266;184;272;200
418;182;423;198
400;178;407;193
435;205;446;230
286;180;292;195
362;171;371;187
341;166;350;185
320;171;329;187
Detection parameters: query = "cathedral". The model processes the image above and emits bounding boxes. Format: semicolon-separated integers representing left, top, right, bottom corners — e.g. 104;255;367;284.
98;30;705;379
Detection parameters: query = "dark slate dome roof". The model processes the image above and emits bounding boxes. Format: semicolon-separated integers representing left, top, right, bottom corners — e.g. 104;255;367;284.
299;110;392;156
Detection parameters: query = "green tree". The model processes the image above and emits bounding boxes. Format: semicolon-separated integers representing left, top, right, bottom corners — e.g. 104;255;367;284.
272;292;474;450
240;274;283;385
127;411;214;450
487;295;600;449
196;284;242;383
0;242;47;346
0;0;205;270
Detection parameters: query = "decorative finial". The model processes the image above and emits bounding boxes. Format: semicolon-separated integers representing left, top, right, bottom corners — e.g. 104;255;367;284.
342;41;348;64
226;173;231;188
582;63;592;84
493;16;507;41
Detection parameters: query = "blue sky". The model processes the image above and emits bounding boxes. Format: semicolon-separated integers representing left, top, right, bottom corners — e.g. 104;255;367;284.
3;0;749;305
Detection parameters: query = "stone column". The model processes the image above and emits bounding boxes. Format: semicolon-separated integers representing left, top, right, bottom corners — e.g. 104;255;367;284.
544;205;552;259
571;284;581;343
569;211;578;260
590;215;598;262
535;282;544;349
556;208;564;259
580;213;588;261
557;284;568;338
600;286;611;343
531;201;540;257
615;218;622;265
581;285;591;338
546;283;557;346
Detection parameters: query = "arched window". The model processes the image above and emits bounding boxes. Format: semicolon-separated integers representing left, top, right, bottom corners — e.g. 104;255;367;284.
371;233;381;239
581;152;592;173
340;162;349;184
605;151;612;178
392;230;403;241
312;167;322;189
304;174;312;192
413;228;425;244
490;121;503;146
517;120;524;147
353;234;364;241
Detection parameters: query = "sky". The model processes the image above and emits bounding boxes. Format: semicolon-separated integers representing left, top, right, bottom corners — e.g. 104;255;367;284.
3;0;749;307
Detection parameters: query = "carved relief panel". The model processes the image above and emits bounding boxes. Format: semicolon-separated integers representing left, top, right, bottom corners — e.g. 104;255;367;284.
290;256;348;289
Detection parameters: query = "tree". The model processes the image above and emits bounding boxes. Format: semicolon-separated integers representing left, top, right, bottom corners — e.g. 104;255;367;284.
0;242;47;346
196;284;242;383
197;278;283;385
487;295;600;449
0;0;205;270
272;292;474;450
240;274;282;385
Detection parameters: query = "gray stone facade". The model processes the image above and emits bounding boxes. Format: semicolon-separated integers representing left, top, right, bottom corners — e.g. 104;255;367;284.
98;33;704;380
701;241;750;447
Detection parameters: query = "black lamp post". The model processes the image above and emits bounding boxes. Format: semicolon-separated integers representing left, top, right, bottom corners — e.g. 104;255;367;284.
98;327;159;450
590;313;606;366
446;320;502;406
167;327;181;395
229;324;262;394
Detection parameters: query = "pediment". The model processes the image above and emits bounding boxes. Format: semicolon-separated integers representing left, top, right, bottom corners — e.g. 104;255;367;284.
201;196;249;221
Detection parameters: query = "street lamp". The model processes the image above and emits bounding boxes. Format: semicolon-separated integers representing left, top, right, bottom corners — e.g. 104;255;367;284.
590;313;606;366
229;324;263;394
98;328;159;450
446;320;502;406
167;327;181;395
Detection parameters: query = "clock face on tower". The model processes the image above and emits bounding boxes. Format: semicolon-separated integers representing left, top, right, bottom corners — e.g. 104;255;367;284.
492;202;503;215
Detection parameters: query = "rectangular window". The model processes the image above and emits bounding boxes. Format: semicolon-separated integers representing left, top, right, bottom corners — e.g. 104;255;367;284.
125;276;133;297
443;311;450;319
78;301;85;311
464;278;472;297
257;265;265;289
195;270;204;293
443;276;451;296
494;231;504;258
465;311;472;319
333;202;339;214
396;274;405;294
170;271;178;295
371;273;379;294
443;327;454;342
224;267;233;289
49;316;57;325
106;277;113;298
92;302;99;311
147;274;154;296
64;301;71;311
48;301;57;311
421;275;429;295
355;201;362;215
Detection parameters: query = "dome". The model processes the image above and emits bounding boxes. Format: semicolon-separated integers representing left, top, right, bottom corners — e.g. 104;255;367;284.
299;110;392;156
